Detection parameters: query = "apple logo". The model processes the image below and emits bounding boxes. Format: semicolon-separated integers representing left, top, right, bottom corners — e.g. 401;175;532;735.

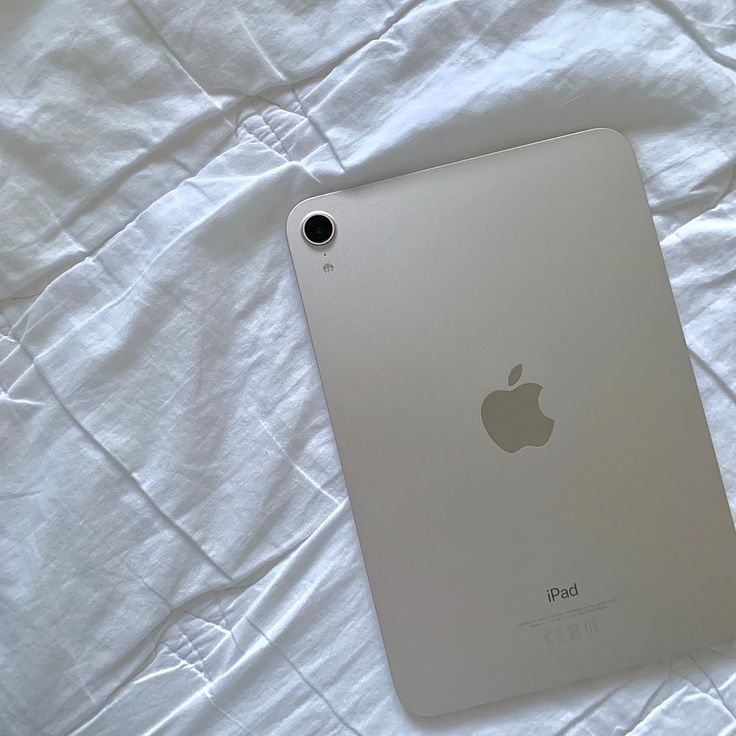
481;364;554;453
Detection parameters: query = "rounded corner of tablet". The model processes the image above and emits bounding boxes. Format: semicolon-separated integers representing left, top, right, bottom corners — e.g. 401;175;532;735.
587;127;637;159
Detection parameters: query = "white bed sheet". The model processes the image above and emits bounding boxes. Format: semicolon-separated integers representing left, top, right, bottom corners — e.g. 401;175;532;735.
1;0;736;733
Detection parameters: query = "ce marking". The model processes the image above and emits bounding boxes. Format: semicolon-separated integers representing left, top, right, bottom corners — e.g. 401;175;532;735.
544;617;600;646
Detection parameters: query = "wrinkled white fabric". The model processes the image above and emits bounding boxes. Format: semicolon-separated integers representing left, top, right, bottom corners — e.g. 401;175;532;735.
1;1;735;734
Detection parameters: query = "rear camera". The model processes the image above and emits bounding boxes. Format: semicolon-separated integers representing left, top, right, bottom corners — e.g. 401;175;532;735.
302;212;335;246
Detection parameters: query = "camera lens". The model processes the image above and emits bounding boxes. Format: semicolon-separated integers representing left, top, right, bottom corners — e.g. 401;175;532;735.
302;212;335;246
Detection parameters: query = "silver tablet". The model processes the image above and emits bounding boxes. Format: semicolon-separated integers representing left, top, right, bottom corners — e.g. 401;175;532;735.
286;129;736;715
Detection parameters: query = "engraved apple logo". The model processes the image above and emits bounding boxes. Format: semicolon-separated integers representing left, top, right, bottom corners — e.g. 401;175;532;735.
481;364;554;453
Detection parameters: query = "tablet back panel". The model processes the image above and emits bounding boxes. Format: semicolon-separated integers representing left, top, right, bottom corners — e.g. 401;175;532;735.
286;130;736;715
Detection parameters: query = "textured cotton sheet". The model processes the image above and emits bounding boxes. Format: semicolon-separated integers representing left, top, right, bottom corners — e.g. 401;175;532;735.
2;1;736;734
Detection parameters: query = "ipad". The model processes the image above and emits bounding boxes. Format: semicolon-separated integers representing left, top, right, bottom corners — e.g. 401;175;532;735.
285;129;736;716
